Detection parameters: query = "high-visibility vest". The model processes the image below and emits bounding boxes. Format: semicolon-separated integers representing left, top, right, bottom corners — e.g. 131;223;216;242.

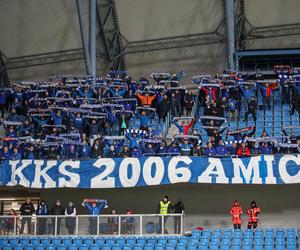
160;201;170;214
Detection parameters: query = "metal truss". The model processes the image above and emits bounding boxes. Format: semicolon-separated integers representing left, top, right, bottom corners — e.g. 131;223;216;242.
123;32;225;54
123;21;225;54
96;0;126;70
246;23;300;40
6;49;105;70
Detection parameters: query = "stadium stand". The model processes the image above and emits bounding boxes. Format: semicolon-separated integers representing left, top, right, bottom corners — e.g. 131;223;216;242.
0;228;299;250
0;66;299;160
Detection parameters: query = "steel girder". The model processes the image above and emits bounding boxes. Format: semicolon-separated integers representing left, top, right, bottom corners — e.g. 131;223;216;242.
96;0;126;70
5;49;106;70
122;21;225;54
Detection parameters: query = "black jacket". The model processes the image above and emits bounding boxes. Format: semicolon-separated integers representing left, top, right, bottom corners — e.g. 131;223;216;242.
51;205;65;215
20;202;35;215
173;201;185;213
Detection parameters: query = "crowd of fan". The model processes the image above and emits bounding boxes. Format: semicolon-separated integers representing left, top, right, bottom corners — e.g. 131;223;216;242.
0;70;199;160
192;66;300;157
0;66;300;160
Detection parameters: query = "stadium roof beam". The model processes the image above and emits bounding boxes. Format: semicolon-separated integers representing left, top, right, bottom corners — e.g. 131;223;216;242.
6;49;106;70
122;21;225;54
96;0;126;70
246;23;300;39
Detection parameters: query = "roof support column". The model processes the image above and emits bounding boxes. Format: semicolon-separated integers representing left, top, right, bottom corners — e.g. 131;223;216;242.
224;0;236;70
89;0;97;81
76;0;92;75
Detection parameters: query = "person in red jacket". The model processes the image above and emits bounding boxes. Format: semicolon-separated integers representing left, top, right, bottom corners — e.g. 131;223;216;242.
237;142;250;157
247;201;261;229
201;86;219;102
174;118;195;135
230;200;243;229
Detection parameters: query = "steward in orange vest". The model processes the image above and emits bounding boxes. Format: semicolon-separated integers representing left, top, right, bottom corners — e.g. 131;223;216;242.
247;201;261;229
230;200;243;229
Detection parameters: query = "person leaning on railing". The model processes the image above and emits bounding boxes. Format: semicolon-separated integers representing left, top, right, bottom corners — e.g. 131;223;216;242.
51;200;64;235
20;197;35;235
82;199;108;235
157;196;173;234
65;202;76;235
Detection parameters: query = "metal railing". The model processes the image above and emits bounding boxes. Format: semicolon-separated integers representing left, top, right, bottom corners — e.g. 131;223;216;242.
0;213;184;236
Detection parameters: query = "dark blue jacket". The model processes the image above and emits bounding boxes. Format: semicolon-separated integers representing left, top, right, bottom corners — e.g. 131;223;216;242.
84;201;107;215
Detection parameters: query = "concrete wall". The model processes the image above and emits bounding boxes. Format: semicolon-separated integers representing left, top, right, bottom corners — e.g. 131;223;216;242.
1;182;299;229
38;183;300;229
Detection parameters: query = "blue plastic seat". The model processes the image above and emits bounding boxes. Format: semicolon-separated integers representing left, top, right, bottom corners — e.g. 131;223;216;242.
36;246;46;250
179;236;189;244
265;246;274;250
243;245;252;250
144;243;155;250
157;237;167;244
30;237;40;247
287;245;296;250
56;246;67;250
188;237;199;244
191;230;202;238
276;245;285;250
112;244;122;250
155;243;165;250
0;237;8;247
68;244;79;250
84;237;94;246
137;237;147;245
95;237;105;246
166;244;176;250
106;237;116;245
102;244;112;250
147;237;157;245
210;243;219;250
13;245;23;250
62;237;73;247
133;243;144;250
127;237;136;246
116;237;126;246
187;243;197;250
51;237;61;246
211;238;220;245
276;238;285;245
90;243;100;250
20;237;30;246
40;238;51;247
220;245;230;250
177;243;186;250
9;237;19;246
73;237;83;246
79;244;89;250
168;237;178;244
123;244;133;250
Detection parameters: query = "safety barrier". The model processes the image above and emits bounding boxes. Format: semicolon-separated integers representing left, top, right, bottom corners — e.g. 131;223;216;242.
0;213;184;236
